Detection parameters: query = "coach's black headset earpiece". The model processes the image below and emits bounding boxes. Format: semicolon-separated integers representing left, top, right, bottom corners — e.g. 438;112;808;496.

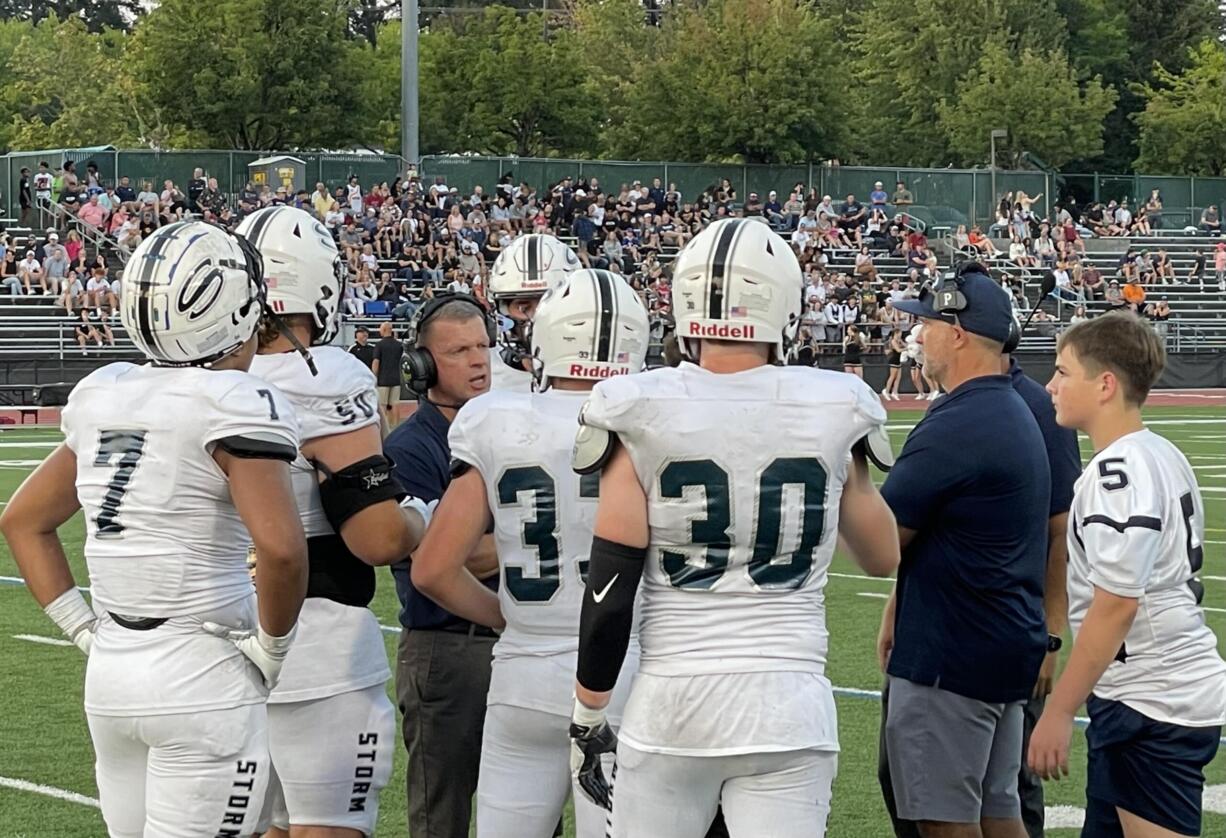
401;293;498;395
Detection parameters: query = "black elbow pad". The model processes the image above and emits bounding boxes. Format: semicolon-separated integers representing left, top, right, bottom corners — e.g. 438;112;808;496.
315;454;407;531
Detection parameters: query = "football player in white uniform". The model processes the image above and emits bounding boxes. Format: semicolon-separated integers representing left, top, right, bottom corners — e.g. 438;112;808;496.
487;233;579;391
1031;312;1226;837
412;268;650;838
567;218;902;838
0;221;308;838
238;206;433;838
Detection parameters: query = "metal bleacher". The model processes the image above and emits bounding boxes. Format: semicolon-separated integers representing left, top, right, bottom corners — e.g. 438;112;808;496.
2;213;1225;377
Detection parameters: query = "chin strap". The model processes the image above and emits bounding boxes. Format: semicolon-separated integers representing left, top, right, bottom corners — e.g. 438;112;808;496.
268;311;318;376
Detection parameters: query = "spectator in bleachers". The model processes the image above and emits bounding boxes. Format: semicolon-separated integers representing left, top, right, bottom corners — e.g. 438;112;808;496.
18;166;32;225
1122;274;1147;313
1153;248;1176;285
1;250;20;296
78;194;108;231
57;269;84;315
1215;242;1226;291
187;167;206;212
839;193;866;239
1145;188;1163;229
854;244;879;284
967;224;998;259
892;181;913;207
115;176;137;211
85;265;117;315
1009;236;1036;269
1069;304;1090;325
74;309;113;354
59;160;80;209
1201;205;1221;235
1082;264;1105;300
97;184;118;216
160;180;187;219
1131;201;1152;235
43;243;69;296
17;250;43;296
1146;296;1172;340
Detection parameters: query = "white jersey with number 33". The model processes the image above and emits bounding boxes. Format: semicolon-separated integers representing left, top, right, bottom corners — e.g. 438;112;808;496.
1068;429;1226;727
450;388;638;718
580;362;887;755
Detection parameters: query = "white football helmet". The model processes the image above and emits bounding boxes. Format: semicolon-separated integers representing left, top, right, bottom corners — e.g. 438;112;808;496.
121;220;265;366
235;205;345;344
531;269;650;390
671;218;803;362
488;233;580;319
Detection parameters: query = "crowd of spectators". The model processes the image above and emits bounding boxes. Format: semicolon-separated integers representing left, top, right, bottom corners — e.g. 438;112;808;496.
5;158;1226;360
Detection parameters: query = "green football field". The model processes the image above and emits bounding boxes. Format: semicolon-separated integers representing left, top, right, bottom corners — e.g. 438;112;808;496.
0;407;1223;837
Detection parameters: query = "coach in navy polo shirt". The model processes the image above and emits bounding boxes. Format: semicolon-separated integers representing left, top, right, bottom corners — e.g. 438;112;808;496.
383;297;498;838
876;270;1050;835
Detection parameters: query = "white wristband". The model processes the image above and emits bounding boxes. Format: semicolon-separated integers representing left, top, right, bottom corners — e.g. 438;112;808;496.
43;588;95;640
256;624;296;656
572;697;607;728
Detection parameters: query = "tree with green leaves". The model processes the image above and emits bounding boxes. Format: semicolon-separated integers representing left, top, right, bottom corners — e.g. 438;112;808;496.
0;0;143;32
936;43;1116;169
595;0;845;163
0;18;178;149
1133;40;1226;176
417;7;598;156
132;0;363;150
851;0;1067;167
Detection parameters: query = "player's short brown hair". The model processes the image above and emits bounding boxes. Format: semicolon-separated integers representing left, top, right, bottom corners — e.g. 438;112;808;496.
1057;312;1165;406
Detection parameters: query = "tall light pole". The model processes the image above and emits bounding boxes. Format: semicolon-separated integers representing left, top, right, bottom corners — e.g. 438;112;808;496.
989;128;1007;219
401;0;419;168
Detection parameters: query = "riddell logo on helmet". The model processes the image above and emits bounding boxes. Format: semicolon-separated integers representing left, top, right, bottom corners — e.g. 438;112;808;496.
568;364;630;379
687;321;756;339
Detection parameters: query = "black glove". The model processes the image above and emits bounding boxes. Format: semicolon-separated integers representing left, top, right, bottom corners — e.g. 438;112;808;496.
569;700;618;811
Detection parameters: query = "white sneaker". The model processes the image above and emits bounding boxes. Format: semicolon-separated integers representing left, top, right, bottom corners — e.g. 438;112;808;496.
880;388;890;400
928;391;940;401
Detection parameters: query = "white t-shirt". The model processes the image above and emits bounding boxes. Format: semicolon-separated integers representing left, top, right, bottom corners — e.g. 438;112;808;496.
1068;429;1226;727
448;279;472;295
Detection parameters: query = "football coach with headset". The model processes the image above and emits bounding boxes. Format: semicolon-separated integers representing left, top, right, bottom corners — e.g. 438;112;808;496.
877;262;1083;838
384;293;501;838
874;267;1051;838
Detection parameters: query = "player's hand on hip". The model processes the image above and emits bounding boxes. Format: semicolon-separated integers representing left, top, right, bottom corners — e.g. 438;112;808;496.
1032;650;1058;700
202;622;296;690
1026;707;1073;781
569;698;618;811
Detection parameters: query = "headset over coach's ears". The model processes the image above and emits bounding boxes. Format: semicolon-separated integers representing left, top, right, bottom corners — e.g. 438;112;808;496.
400;293;498;395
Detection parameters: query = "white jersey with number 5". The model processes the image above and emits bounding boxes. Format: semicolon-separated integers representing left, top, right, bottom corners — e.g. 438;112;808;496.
1068;429;1226;727
450;387;637;719
62;362;298;716
248;346;391;703
580;362;887;755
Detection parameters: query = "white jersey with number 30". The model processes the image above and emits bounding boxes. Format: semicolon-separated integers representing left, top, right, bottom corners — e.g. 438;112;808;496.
62;362;299;716
1068;429;1226;727
580;362;887;755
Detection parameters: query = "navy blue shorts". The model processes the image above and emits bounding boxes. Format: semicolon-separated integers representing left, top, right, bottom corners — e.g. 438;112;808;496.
1081;695;1221;837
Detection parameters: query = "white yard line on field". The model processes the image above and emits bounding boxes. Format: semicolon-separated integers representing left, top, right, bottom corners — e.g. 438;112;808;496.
0;776;99;808
855;592;889;600
12;634;74;647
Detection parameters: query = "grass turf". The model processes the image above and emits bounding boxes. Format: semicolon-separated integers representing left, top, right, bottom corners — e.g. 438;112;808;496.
0;406;1222;836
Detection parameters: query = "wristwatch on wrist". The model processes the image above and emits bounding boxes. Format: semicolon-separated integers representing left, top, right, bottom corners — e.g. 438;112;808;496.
1047;634;1063;653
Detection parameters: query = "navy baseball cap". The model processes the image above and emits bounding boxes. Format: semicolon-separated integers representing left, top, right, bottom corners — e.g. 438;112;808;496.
892;271;1014;345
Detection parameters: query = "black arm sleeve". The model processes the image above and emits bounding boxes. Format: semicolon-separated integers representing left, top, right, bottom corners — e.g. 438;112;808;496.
576;536;647;693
